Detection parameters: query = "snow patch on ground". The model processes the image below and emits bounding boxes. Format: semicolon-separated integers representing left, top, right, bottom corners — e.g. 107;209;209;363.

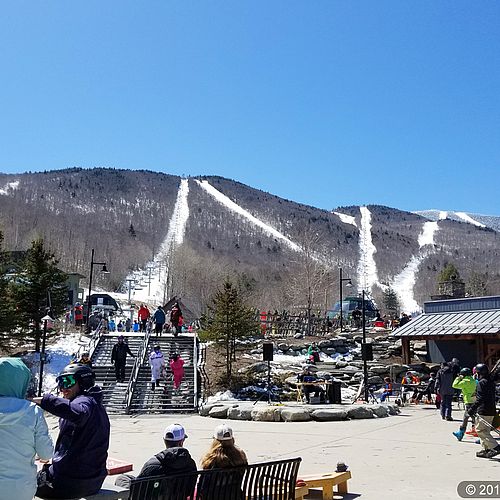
455;211;486;228
23;333;88;393
357;206;379;293
196;179;302;253
334;212;357;227
0;180;19;195
439;211;448;220
392;221;439;313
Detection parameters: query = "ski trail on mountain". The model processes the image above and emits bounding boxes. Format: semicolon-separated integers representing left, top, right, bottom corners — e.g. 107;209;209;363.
0;180;19;195
159;178;190;252
356;206;379;293
392;221;439;313
195;179;302;253
128;178;190;304
455;212;486;228
333;212;357;227
439;210;448;220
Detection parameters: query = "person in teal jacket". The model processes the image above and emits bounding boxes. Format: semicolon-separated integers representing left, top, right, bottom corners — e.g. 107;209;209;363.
0;358;53;500
452;367;478;441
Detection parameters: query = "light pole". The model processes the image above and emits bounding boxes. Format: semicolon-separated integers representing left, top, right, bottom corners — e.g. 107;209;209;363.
38;309;54;396
361;290;372;403
86;249;109;333
339;268;352;332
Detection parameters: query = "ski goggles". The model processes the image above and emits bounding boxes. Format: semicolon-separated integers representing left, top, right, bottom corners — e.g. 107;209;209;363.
57;374;77;389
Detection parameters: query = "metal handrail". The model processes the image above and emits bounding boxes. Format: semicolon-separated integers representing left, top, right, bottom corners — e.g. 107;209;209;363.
125;330;151;411
73;319;105;362
193;335;198;409
198;341;210;405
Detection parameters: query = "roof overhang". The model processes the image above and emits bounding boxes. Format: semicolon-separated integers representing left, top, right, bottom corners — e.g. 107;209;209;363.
392;309;500;339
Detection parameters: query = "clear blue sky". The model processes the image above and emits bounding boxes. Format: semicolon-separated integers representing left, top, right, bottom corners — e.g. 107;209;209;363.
1;2;499;214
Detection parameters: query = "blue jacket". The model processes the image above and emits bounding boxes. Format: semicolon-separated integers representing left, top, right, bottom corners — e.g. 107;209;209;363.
41;385;110;497
0;358;53;500
153;308;166;324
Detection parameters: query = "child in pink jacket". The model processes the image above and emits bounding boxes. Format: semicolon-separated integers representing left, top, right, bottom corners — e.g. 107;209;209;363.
170;353;185;392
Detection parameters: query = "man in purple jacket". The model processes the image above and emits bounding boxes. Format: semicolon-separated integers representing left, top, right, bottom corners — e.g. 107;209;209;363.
35;363;110;498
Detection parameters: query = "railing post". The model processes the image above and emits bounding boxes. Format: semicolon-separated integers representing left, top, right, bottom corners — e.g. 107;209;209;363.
193;334;198;410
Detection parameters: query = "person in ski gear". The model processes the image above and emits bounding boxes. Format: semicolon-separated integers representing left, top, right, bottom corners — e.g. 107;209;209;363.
111;335;135;382
307;342;320;364
452;367;477;441
436;363;454;420
138;304;150;332
467;364;500;458
170;353;185;392
149;345;165;391
0;358;53;500
153;306;166;335
170;302;183;336
35;364;110;498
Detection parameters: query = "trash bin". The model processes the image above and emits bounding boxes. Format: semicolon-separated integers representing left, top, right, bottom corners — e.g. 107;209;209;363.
328;381;342;404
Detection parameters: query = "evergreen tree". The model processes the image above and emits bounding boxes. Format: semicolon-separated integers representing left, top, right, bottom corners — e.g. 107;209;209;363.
437;263;461;283
201;279;259;384
382;286;400;313
128;223;137;238
466;272;488;297
13;238;68;351
0;231;18;343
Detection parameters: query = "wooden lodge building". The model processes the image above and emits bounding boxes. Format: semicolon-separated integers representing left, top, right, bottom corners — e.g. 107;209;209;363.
393;295;500;369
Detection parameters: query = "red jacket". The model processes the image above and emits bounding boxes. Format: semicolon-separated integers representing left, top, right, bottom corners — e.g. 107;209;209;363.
138;306;150;321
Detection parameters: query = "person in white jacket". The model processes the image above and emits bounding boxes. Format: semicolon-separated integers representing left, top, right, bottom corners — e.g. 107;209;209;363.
149;345;165;391
0;357;53;500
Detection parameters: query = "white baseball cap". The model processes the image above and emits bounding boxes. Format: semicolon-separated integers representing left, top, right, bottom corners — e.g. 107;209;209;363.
214;424;233;441
163;423;187;442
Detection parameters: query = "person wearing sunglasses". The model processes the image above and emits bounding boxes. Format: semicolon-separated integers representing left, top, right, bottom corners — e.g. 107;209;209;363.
33;363;110;498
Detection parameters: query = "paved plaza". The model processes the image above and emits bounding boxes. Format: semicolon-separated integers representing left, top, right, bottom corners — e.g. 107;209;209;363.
45;404;500;499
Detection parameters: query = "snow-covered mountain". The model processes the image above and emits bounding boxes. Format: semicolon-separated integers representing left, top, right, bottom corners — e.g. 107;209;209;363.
1;168;499;314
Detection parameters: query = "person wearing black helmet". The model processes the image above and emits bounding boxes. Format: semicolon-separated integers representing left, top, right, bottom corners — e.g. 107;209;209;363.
34;363;110;498
467;363;500;459
111;335;135;383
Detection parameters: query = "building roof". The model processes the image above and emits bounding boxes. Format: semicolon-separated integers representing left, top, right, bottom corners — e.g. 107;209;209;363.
393;309;500;338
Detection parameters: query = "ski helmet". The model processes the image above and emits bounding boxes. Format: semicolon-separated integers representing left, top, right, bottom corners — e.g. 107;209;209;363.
459;367;472;376
56;364;95;391
474;363;489;377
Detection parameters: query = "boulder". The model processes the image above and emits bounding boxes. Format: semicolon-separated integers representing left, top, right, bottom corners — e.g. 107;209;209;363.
347;406;374;419
277;343;289;351
208;406;229;419
318;340;332;348
294;333;304;339
369;366;390;375
316;371;332;380
368;375;384;385
239;362;269;375
199;404;220;417
335;361;348;368
281;408;311;422
385;404;401;415
227;406;253;421
311;409;348;421
251;407;283;422
331;339;347;347
322;348;337;355
335;346;350;354
370;404;389;418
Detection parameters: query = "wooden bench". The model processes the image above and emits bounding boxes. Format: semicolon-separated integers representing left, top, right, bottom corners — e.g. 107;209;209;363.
129;457;302;499
301;471;352;500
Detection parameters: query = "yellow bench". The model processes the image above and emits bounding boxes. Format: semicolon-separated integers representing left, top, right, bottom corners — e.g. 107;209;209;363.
301;471;352;500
